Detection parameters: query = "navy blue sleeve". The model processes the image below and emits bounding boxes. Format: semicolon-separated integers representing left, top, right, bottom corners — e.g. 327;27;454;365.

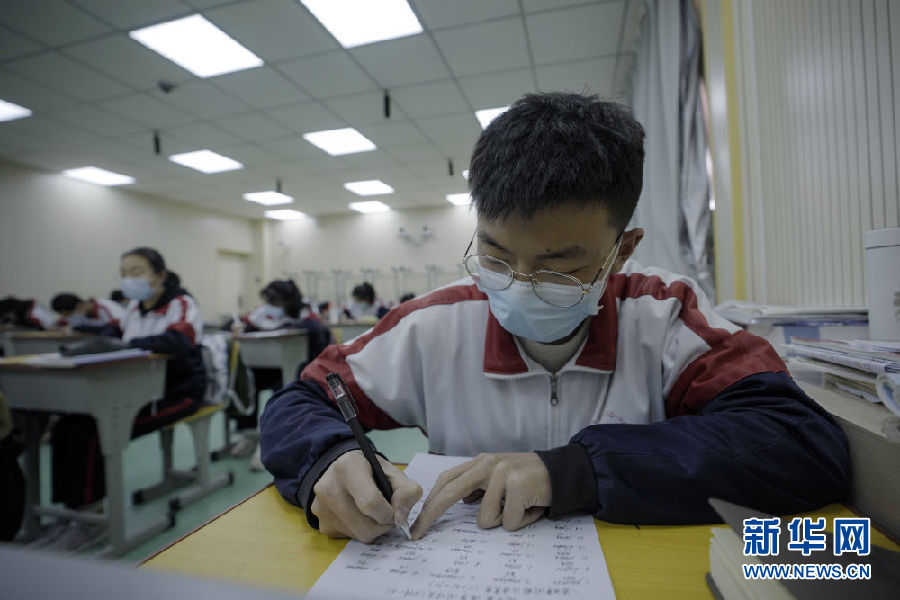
98;323;123;338
259;379;362;527
539;371;851;524
128;329;193;357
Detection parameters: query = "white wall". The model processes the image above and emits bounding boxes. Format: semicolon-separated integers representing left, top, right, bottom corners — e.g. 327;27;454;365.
264;204;478;305
0;160;261;321
718;0;900;306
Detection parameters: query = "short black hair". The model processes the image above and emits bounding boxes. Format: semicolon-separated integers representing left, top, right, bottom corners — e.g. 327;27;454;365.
110;290;125;302
122;246;166;274
51;293;81;312
352;282;375;304
262;280;304;318
469;92;645;231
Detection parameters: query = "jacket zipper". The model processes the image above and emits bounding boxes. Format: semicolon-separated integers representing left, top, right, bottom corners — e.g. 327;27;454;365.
549;372;559;406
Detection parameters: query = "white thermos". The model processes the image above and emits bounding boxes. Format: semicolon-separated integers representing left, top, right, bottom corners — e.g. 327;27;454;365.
864;227;900;341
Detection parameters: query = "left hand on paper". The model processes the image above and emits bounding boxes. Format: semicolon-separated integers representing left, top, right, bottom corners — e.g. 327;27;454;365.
410;452;551;540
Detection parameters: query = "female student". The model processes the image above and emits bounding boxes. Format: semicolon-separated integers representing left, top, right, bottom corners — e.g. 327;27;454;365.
50;293;122;332
230;280;331;466
42;247;205;552
343;282;389;321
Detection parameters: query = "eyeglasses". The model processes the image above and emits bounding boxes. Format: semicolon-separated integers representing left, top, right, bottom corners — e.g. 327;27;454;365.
463;232;622;308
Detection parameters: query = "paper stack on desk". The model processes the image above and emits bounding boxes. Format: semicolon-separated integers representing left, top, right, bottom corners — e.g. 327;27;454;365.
784;338;900;416
22;348;151;368
307;453;616;600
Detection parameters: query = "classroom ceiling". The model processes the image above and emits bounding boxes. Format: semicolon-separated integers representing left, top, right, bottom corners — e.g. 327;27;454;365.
0;0;644;220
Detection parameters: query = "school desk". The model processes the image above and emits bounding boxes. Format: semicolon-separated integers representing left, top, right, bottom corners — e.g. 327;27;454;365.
234;329;309;384
329;323;372;344
140;483;899;598
0;353;171;557
1;330;89;356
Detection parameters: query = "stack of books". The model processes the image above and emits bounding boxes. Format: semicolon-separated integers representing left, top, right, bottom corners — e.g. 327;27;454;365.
784;337;900;417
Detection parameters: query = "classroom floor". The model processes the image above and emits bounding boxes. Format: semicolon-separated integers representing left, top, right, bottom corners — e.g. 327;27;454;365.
18;392;429;564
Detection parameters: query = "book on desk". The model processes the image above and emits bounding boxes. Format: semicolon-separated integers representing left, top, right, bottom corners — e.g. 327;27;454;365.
18;348;152;368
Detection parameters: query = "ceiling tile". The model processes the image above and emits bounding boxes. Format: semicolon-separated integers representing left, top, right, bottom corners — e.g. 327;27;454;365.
535;57;618;94
214;111;290;142
267;101;345;134
410;0;520;30
213;67;307;109
350;34;449;87
206;0;338;62
416;112;481;140
458;68;536;109
159;80;249;118
0;25;41;61
325;91;406;127
0;115;98;150
433;17;530;77
48;104;145;136
392;80;469;118
384;142;444;163
526;2;624;64
259;135;324;160
6;52;132;101
612;52;635;95
339;149;398;170
169;121;245;148
358;120;427;147
71;0;193;29
64;34;193;90
0;68;80;111
102;93;196;128
278;52;377;99
0;0;111;46
216;143;280;166
521;0;597;11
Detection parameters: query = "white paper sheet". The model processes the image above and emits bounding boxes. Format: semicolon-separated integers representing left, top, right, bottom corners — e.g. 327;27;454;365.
308;453;616;600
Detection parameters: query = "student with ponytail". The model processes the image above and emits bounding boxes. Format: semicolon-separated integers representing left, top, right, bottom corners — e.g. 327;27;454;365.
43;247;205;551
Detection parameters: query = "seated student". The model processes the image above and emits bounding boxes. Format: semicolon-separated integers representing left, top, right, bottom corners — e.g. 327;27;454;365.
230;280;332;467
343;282;389;321
50;293;122;333
43;247;205;551
260;92;850;543
0;296;62;330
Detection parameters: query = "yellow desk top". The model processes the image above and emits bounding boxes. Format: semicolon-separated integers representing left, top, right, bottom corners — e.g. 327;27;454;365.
141;485;898;598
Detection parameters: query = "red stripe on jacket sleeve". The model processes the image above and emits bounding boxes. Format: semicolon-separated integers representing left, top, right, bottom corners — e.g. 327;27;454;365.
165;297;195;343
303;283;485;430
666;329;787;416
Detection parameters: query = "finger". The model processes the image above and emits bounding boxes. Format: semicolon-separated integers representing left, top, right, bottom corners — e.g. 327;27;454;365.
421;458;480;506
478;465;509;529
462;489;485;504
341;463;395;526
323;488;394;542
499;478;527;531
311;496;350;539
381;461;423;525
505;506;545;532
411;467;489;540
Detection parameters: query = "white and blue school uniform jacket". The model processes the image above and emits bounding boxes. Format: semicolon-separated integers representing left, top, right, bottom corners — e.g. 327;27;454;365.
26;300;62;330
113;290;206;402
260;261;850;526
63;297;122;330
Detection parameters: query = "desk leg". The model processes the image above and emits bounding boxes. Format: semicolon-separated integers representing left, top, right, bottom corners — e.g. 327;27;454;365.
21;412;47;541
104;450;126;553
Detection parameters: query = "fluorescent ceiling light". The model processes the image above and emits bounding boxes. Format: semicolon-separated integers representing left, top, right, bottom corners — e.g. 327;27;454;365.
475;106;509;129
303;128;376;156
0;99;32;122
462;169;470;180
343;180;394;196
62;166;135;186
300;0;423;48
446;193;471;206
129;14;263;78
243;191;294;206
169;149;243;173
265;209;308;220
349;200;391;213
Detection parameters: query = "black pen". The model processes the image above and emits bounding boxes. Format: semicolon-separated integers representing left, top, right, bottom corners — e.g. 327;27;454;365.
325;372;411;538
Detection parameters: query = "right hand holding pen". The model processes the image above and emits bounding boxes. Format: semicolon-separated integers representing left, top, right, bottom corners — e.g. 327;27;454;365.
312;450;423;543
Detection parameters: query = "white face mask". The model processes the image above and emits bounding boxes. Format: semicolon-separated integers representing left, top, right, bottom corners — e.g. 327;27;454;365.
260;303;284;320
479;276;611;343
121;277;155;301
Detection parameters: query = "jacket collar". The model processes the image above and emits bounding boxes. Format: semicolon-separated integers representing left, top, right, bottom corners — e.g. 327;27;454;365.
482;275;621;376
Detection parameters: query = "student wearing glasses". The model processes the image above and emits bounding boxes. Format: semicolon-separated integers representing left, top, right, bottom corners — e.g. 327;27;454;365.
260;92;850;543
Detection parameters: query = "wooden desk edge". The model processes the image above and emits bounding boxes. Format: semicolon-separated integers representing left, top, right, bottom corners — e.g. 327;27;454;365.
0;353;169;371
139;484;275;566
